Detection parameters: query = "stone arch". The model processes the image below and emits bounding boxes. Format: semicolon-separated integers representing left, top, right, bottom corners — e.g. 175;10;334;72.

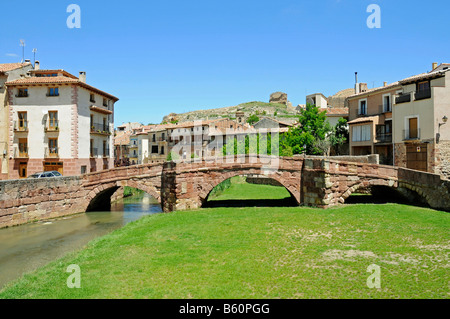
200;170;299;207
339;180;429;207
85;180;161;212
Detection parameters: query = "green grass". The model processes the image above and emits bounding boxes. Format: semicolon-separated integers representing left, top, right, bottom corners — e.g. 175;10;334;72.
209;176;290;201
1;182;449;299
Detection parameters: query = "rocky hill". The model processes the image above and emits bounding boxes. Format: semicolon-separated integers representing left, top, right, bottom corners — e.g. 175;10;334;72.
162;100;300;125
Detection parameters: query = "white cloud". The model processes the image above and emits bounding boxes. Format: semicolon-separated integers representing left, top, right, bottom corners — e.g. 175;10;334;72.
5;53;18;57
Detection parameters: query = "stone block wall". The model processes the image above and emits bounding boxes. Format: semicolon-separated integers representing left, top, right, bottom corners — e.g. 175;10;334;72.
435;140;450;180
0;176;87;228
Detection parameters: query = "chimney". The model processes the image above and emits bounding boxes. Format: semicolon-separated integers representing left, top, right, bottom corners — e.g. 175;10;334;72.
355;72;359;94
432;62;438;70
79;71;86;83
34;61;40;70
359;83;368;93
384;81;387;87
24;59;30;64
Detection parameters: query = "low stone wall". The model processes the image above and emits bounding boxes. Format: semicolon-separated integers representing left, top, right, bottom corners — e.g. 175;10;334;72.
306;154;379;164
246;176;284;187
0;176;87;228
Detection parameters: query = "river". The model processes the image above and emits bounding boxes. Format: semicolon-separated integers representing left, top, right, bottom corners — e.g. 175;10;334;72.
0;193;162;290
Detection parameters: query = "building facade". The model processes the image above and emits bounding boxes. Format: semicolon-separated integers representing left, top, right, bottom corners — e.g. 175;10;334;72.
0;63;33;179
5;66;118;178
347;82;399;165
393;64;450;176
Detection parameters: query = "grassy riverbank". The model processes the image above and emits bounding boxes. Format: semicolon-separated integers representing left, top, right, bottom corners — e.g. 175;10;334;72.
1;182;449;299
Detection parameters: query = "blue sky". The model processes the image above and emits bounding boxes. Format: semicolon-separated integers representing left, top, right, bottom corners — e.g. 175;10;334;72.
1;0;449;126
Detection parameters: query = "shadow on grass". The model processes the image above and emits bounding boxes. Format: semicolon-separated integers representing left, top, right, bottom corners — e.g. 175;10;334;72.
203;197;298;208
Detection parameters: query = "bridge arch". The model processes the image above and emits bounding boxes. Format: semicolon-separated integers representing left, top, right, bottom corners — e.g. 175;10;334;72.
85;180;161;212
200;172;300;208
339;181;429;207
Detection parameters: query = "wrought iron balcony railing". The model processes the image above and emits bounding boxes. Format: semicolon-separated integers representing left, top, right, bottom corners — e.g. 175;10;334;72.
415;88;432;101
14;147;29;158
403;129;421;141
376;133;392;143
90;123;111;135
14;121;28;132
45;147;59;158
45;120;59;132
396;92;411;104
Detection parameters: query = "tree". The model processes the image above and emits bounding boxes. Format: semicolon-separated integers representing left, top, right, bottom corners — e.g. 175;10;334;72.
246;114;260;125
329;118;349;155
281;103;332;155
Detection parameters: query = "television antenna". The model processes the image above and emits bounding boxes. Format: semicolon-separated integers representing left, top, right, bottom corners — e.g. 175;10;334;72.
19;39;25;63
32;48;37;66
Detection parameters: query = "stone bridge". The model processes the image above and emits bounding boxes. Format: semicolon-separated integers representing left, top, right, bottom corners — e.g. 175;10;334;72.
1;155;449;228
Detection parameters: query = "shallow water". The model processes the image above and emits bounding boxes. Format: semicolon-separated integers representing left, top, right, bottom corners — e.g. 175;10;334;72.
0;193;162;289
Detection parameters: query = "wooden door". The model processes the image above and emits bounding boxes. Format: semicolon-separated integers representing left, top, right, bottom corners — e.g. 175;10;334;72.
19;163;27;179
409;118;418;139
406;144;427;172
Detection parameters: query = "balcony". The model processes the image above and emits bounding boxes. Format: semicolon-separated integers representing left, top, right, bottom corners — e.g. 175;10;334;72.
415;88;431;101
403;129;421;141
395;93;411;104
90;123;111;135
90;148;98;157
376;133;392;143
14;121;28;133
45;147;59;158
14;147;28;158
45;120;59;132
380;104;392;114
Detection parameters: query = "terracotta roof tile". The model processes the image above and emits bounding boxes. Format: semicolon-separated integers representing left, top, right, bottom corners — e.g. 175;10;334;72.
0;63;31;72
6;73;119;101
348;115;380;125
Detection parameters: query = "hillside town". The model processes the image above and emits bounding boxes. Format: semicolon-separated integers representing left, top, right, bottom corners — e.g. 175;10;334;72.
1;61;449;180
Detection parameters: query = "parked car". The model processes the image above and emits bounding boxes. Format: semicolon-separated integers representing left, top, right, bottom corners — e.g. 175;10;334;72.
28;171;62;178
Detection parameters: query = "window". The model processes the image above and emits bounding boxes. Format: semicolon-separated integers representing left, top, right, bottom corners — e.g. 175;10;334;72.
352;125;371;142
18;112;27;130
358;100;367;115
383;95;391;112
103;98;108;107
151;145;158;154
81;166;87;174
90;94;95;103
48;111;58;129
103;140;107;157
417;81;430;92
103;118;107;131
19;138;28;157
48;87;59;96
48;138;58;156
17;88;28;97
152;134;156;142
160;146;165;155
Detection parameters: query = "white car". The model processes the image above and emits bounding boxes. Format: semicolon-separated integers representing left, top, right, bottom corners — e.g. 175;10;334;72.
29;171;62;178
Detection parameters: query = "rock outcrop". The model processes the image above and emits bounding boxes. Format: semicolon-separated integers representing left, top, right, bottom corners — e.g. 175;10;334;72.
269;92;288;105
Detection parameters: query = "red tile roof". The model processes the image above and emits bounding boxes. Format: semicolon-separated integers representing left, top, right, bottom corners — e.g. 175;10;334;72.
0;63;31;72
5;71;119;101
319;107;349;117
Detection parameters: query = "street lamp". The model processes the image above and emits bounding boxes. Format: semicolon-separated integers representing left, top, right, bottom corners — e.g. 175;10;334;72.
437;116;448;144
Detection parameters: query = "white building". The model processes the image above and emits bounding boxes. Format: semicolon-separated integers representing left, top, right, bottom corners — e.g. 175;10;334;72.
5;66;119;178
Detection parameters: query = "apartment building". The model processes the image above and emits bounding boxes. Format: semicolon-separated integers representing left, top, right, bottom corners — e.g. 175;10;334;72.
0;63;33;179
346;63;450;176
393;63;450;176
347;82;400;165
5;65;118;178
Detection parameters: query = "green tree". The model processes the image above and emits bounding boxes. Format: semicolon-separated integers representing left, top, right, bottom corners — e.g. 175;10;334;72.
281;103;332;155
246;114;260;125
329;117;349;155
